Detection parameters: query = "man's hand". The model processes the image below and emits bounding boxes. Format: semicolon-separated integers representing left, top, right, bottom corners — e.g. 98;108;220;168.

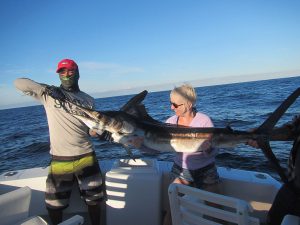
89;129;99;137
247;139;259;149
291;115;300;133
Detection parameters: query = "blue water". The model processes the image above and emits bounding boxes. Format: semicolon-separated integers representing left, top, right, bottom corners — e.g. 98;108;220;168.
1;76;300;180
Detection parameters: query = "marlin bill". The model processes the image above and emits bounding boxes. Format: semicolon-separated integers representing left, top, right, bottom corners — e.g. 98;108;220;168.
53;87;300;154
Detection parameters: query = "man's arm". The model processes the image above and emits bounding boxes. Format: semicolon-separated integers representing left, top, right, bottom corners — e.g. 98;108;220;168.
14;78;46;101
292;116;300;189
248;116;300;148
270;117;300;141
293;146;300;190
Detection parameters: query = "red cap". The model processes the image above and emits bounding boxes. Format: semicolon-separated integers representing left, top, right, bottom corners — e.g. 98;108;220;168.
56;59;78;73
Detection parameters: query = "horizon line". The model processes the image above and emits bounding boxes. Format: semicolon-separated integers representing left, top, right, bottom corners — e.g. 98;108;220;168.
1;74;299;110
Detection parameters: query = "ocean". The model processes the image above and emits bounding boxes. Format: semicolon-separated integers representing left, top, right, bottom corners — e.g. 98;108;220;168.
1;76;300;181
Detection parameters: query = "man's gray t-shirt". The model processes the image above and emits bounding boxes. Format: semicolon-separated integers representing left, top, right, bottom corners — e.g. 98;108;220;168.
14;78;95;157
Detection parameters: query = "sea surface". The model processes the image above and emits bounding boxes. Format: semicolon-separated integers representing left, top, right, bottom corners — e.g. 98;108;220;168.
1;76;300;181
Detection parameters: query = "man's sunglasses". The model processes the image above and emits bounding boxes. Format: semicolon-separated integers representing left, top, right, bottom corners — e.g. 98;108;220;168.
170;102;184;108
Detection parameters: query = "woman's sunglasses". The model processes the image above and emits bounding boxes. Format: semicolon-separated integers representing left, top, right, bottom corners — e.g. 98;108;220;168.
170;102;184;108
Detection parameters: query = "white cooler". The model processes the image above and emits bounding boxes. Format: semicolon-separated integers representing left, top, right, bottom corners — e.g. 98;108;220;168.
105;159;162;225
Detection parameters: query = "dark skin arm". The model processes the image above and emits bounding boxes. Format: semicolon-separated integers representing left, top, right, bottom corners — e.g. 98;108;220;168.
248;115;300;148
270;123;299;141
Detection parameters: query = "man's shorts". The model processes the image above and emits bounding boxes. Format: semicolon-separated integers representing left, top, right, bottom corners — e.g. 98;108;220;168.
171;162;220;189
45;152;104;210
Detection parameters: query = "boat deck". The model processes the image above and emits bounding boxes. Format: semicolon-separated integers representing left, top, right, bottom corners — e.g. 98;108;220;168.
0;159;281;225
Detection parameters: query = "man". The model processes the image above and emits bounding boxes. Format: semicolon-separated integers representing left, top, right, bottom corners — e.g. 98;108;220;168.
14;59;104;225
267;116;300;225
248;116;300;224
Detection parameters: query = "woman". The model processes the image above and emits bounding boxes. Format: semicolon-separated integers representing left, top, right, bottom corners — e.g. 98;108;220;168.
129;84;220;225
163;84;220;225
167;84;219;190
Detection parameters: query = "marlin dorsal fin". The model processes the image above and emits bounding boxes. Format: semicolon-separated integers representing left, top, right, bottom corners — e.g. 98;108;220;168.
120;90;156;121
120;90;148;111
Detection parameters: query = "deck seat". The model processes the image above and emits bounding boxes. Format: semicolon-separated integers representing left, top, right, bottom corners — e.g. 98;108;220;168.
168;183;259;225
0;186;84;225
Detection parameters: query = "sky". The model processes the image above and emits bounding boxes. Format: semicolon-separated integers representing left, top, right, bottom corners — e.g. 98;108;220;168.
0;0;300;109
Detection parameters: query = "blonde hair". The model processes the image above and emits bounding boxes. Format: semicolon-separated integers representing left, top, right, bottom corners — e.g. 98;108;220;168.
170;84;197;106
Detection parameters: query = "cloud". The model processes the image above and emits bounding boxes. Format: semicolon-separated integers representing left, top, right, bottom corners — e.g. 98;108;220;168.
0;68;32;77
79;61;144;75
80;62;119;70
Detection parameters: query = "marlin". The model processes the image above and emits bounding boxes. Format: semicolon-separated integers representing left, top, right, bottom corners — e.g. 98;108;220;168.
45;87;300;183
